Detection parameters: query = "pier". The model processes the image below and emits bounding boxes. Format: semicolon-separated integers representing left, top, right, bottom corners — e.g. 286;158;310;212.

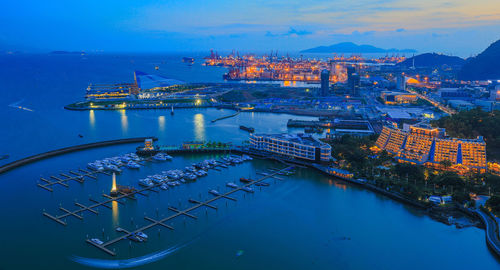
0;137;157;174
37;169;102;192
43;180;169;226
211;111;240;123
84;166;292;256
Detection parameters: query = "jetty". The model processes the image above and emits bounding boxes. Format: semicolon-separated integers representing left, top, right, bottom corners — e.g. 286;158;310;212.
37;169;101;192
0;137;157;175
211;111;240;123
83;166;292;256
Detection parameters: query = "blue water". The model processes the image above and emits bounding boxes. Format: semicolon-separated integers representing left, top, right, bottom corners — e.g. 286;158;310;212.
0;53;498;269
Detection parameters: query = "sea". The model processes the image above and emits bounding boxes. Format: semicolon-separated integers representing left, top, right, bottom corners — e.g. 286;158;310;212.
0;53;498;269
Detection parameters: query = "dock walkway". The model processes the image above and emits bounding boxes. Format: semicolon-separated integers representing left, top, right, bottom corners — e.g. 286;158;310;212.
85;166;292;256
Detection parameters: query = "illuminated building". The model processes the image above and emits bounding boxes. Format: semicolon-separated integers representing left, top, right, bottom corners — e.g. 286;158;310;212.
144;139;154;150
249;133;331;163
85;83;137;100
376;123;487;173
380;91;418;104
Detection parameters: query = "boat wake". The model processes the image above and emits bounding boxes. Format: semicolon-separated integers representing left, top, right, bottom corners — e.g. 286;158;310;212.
71;238;194;269
8;99;34;112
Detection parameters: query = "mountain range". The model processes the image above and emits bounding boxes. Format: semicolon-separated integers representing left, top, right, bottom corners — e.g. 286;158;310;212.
300;42;417;53
397;53;465;68
458;39;500;80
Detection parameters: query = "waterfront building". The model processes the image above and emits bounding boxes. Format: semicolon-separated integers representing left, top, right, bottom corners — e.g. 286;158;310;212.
85;83;137;100
144;139;154;150
380;91;418;104
249;133;331;163
375;123;487;173
320;69;330;97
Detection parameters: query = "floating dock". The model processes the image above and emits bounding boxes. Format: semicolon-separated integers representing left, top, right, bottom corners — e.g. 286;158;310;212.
82;166;292;256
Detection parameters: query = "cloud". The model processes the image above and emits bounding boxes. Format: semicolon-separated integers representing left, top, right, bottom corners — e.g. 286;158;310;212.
285;27;313;36
265;27;313;37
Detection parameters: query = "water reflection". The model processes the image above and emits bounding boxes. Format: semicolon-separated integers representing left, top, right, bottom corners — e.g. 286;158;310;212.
89;110;95;128
112;201;119;226
158;116;165;132
120;110;128;133
194;113;205;141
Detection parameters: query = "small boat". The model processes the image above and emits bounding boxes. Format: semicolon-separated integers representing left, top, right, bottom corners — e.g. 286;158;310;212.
242;187;254;193
239;177;252;183
184;173;197;181
78;134;84;138
139;179;153;187
127;233;143;242
209;190;220;196
87;162;104;171
127;161;140;169
239;125;255;133
255;182;270;187
153;153;167;161
171;106;174;115
226;182;238;188
90;238;104;245
105;164;122;173
136;231;148;240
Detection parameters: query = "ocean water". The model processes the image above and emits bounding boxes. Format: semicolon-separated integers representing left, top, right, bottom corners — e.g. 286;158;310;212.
0;53;498;269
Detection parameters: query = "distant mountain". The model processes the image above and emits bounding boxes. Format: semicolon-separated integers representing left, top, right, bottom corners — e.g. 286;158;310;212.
397;53;465;68
458;39;500;80
50;50;85;55
300;42;417;53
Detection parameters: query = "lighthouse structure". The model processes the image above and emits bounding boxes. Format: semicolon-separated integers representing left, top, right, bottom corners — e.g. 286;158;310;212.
110;172;119;197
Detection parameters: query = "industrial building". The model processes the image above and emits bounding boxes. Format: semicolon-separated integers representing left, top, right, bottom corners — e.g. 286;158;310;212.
380;91;418;104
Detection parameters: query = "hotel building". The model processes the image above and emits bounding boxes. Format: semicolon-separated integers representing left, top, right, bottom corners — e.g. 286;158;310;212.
375;123;487;173
249;133;331;163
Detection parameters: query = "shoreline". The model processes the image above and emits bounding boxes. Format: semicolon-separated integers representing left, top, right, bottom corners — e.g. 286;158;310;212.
3;141;500;260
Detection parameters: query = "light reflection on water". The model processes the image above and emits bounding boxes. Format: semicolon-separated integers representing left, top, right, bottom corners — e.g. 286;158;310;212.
89;110;95;128
120;110;128;133
158;116;165;132
194;113;205;141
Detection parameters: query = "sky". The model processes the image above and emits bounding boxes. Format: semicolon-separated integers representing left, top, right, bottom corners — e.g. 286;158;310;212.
1;0;500;57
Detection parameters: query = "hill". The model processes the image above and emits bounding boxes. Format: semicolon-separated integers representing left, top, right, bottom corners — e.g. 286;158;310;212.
458;39;500;80
300;42;416;53
397;53;465;69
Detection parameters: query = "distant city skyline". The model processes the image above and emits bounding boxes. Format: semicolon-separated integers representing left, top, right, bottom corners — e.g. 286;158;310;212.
1;0;500;57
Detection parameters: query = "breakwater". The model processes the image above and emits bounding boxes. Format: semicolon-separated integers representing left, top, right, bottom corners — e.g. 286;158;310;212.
0;137;157;174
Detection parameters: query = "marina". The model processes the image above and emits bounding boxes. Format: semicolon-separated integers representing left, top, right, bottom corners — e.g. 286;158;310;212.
84;166;292;256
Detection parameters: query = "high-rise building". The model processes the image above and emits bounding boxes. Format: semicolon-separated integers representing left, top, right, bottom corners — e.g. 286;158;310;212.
348;72;360;95
320;69;330;96
396;73;406;91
